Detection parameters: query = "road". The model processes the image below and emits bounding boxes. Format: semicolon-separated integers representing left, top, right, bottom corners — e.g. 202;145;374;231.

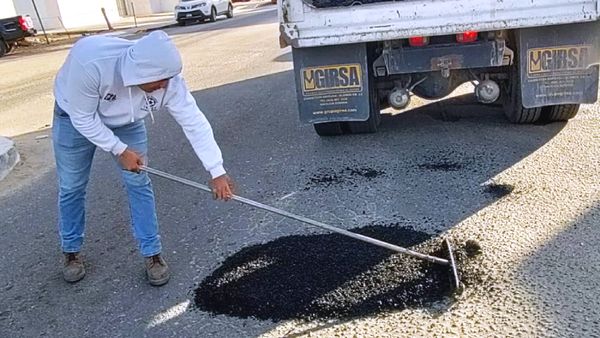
1;5;599;337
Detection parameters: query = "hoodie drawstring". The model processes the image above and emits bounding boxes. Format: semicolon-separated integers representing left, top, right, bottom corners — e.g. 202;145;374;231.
128;87;135;123
128;87;155;124
144;93;155;124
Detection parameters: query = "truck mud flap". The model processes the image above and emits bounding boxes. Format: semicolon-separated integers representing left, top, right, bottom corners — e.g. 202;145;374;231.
519;21;600;108
292;44;370;124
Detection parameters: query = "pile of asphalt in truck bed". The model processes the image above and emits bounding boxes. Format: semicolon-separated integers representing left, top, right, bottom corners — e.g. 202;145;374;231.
194;225;454;322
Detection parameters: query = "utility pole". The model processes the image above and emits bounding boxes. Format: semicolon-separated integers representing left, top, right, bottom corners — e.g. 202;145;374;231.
31;0;49;44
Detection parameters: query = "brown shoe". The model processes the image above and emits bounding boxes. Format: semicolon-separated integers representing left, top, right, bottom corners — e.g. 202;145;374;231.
145;254;170;286
63;252;85;283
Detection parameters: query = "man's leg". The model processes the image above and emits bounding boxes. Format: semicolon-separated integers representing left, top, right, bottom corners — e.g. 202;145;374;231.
52;103;95;282
112;121;168;286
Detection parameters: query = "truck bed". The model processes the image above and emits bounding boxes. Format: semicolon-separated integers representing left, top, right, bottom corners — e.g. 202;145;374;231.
279;0;600;48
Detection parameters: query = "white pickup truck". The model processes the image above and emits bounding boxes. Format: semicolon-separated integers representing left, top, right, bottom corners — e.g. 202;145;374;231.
278;0;600;135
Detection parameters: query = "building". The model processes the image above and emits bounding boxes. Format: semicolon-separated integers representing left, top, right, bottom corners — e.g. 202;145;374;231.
6;0;178;31
0;0;16;18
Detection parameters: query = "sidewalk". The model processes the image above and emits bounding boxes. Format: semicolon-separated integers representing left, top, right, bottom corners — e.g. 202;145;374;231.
37;0;274;39
0;137;19;182
15;1;275;55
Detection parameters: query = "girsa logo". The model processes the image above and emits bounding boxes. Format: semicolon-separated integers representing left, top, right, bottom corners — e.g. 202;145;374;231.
302;64;362;95
528;45;590;75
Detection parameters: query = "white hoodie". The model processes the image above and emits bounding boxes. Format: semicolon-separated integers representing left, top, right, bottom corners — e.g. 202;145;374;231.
54;31;225;178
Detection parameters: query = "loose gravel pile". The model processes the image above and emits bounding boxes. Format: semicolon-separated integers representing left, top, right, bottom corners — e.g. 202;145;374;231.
194;225;455;321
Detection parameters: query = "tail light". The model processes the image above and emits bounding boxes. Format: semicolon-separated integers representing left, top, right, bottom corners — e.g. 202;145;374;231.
457;31;478;43
408;36;429;47
18;16;31;31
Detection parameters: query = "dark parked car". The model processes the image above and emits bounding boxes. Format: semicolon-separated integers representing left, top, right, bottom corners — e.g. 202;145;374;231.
0;15;36;57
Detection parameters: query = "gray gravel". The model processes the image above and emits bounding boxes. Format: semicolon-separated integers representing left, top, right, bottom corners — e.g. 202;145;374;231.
1;7;599;337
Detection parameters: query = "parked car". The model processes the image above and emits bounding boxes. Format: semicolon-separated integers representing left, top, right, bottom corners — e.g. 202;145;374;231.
174;0;234;26
0;15;36;57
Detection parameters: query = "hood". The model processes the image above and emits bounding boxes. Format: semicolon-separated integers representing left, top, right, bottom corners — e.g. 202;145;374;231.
121;30;182;87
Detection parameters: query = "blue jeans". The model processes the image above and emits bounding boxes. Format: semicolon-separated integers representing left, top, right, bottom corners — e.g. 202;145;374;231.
52;103;161;257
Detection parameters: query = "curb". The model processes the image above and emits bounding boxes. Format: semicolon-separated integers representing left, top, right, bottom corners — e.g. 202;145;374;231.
0;137;20;181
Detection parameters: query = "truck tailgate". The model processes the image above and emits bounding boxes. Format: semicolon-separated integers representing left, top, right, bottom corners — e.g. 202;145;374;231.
280;0;600;47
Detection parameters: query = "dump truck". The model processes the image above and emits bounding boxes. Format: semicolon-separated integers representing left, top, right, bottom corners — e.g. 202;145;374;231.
278;0;600;135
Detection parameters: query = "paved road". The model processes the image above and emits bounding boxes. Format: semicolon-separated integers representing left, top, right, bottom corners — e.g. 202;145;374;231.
1;6;599;337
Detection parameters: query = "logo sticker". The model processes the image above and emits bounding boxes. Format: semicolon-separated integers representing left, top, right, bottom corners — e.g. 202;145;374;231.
143;96;158;112
528;45;591;76
302;64;362;96
103;93;117;101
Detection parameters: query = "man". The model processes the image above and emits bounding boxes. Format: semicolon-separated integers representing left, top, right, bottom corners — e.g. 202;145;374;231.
53;30;233;286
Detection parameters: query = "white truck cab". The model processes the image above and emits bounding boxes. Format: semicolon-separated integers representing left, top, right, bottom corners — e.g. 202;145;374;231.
175;0;233;25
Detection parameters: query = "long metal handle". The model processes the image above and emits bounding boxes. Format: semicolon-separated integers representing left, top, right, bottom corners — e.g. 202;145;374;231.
142;166;449;266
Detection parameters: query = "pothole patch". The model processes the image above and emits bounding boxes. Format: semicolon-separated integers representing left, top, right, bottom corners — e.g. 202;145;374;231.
193;225;456;322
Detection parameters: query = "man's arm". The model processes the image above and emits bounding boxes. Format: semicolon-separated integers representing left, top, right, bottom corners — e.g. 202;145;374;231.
164;75;225;178
64;59;128;156
164;75;233;200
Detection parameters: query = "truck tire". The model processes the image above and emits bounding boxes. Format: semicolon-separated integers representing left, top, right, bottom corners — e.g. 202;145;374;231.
540;104;580;122
0;40;7;58
503;44;541;124
347;51;381;134
313;122;344;136
346;98;380;133
503;63;541;123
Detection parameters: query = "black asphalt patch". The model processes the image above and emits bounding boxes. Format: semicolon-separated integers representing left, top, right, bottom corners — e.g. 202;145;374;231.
304;167;385;190
417;162;464;172
193;225;454;322
483;183;514;198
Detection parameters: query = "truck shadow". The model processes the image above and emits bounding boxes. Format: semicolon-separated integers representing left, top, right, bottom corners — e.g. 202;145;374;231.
140;70;571;324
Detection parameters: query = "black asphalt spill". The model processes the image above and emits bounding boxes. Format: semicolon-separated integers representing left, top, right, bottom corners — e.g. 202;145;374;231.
417;162;464;172
464;239;483;258
305;167;385;190
483;183;514;198
193;225;455;322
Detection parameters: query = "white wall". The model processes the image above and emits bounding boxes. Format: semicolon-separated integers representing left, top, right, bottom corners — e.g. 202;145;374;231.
56;0;120;29
13;0;62;30
0;0;17;19
125;0;153;16
150;0;177;13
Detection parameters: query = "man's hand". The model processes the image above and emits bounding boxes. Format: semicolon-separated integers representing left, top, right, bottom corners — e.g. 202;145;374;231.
119;149;144;173
210;174;235;201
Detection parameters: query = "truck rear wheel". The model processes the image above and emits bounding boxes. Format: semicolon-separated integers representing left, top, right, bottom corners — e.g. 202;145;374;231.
313;122;344;136
503;62;541;124
540;104;580;122
346;102;380;133
346;65;381;134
